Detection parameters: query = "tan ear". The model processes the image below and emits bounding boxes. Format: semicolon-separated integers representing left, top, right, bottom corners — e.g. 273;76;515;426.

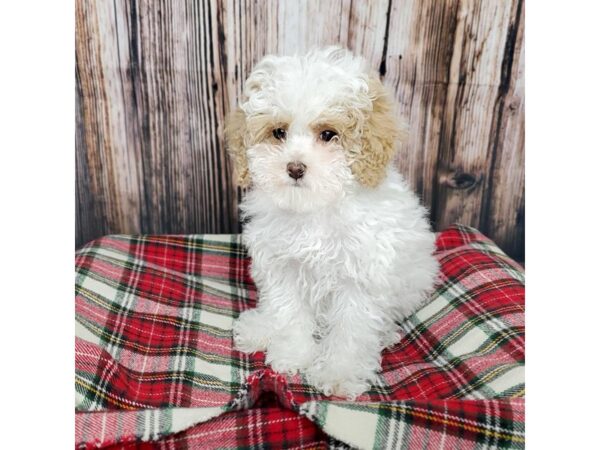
224;107;251;187
351;76;404;188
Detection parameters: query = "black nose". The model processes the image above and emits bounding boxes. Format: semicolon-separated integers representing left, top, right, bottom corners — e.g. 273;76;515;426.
287;162;306;180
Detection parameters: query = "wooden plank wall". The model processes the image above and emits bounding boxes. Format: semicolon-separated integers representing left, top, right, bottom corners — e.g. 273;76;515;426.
76;0;524;260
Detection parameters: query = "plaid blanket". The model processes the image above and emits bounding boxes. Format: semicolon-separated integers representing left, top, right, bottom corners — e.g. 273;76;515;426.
75;225;525;449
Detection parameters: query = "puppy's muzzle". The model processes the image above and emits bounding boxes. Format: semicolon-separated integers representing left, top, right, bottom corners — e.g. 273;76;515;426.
287;162;306;180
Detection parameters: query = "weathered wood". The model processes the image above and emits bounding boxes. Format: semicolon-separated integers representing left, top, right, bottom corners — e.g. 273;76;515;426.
384;0;462;207
481;0;525;260
381;0;524;259
431;0;524;261
76;0;525;261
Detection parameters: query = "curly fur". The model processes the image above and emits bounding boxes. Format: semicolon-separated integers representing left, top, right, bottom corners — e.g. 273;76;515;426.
224;107;251;186
225;47;439;399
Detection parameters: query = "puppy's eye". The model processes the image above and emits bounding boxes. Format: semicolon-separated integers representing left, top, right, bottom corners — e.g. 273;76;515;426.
273;128;287;141
319;130;337;142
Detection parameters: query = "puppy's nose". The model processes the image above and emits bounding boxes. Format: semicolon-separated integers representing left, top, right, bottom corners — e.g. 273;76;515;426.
286;162;306;180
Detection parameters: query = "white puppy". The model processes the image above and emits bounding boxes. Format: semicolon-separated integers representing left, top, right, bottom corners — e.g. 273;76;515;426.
225;47;439;399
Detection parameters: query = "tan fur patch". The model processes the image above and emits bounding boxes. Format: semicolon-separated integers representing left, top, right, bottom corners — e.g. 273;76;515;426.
224;107;251;187
351;76;405;188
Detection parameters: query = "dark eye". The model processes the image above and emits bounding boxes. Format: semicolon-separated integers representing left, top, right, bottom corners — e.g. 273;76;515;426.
273;128;287;141
319;130;337;142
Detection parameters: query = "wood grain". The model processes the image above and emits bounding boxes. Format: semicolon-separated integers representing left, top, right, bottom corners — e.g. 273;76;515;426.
76;0;525;260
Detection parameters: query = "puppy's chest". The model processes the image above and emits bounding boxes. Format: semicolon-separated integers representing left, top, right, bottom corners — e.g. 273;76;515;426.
247;222;356;272
243;211;399;290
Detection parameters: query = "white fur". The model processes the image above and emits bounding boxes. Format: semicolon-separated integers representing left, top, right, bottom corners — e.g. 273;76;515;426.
232;48;439;399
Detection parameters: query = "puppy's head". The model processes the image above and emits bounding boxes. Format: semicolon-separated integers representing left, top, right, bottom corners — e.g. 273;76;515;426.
226;47;402;212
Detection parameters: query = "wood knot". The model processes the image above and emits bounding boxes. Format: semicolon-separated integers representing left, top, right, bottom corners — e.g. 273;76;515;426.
441;171;478;190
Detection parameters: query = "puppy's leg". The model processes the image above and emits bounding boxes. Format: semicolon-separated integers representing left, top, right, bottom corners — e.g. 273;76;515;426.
233;263;294;353
233;268;317;373
264;303;317;375
306;285;388;399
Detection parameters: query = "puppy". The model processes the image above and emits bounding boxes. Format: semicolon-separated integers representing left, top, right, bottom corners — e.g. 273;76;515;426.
225;47;439;399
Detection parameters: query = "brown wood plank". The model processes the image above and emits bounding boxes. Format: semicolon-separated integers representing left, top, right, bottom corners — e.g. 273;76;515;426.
431;0;516;233
382;0;524;259
383;0;461;208
480;0;525;260
76;0;123;245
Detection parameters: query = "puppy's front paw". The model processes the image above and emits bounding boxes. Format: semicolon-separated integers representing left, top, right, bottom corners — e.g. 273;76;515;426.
232;309;271;354
306;365;374;400
265;333;317;375
306;353;379;400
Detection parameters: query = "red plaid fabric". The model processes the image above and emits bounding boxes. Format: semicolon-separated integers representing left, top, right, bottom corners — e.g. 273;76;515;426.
102;405;334;450
75;225;524;449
